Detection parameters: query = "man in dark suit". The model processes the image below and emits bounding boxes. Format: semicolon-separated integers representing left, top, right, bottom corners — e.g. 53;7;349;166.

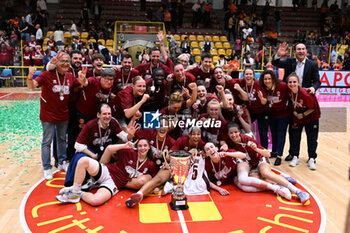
272;42;321;165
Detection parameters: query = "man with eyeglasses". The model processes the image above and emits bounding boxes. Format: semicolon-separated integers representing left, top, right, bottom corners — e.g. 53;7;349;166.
27;52;85;180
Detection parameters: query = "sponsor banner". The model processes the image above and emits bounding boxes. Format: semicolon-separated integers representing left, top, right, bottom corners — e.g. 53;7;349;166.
318;71;350;95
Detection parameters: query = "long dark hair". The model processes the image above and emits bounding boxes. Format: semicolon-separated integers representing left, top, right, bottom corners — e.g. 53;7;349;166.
136;138;154;160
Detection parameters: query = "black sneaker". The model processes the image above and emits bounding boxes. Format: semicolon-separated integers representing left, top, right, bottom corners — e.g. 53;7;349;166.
274;157;282;166
285;155;293;161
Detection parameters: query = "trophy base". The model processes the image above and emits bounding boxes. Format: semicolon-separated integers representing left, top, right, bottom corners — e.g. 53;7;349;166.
170;196;189;211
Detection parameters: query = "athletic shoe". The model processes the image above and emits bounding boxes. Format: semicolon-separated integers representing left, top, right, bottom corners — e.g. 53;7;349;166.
125;193;143;208
44;169;53;180
307;158;317;170
296;190;310;205
289;156;299;167
285;154;293;161
56;190;82;204
81;178;96;191
58;161;68;172
270;152;277;158
161;181;174;195
58;186;73;195
275;185;292;200
280;173;297;185
274;157;282;166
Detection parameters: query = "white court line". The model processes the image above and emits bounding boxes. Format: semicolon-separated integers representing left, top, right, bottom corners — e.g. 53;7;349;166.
0;92;13;99
177;210;189;233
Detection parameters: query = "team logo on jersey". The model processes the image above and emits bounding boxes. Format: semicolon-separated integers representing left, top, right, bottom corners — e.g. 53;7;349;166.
143;110;161;129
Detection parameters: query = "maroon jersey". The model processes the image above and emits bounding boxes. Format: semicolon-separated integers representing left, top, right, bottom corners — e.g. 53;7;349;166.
222;104;250;130
194;95;220;117
134;61;172;80
76;118;123;153
35;70;81;122
205;150;237;185
113;68;139;93
289;87;321;124
76;77;113;117
47;40;56;51
236;79;269;114
171;135;205;152
144;78;169;111
168;72;196;94
106;149;157;189
26;40;39;48
86;68;102;78
199;113;227;144
266;82;290;118
135;129;175;167
23;51;32;66
226;133;264;168
110;85;143;118
32;51;44;66
0;48;11;65
188;66;214;82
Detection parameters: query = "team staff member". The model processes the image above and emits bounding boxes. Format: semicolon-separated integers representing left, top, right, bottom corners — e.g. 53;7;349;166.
236;68;269;149
287;73;321;170
259;70;290;166
188;53;214;87
76;68;116;129
27;52;84;180
113;54;140;92
56;140;157;205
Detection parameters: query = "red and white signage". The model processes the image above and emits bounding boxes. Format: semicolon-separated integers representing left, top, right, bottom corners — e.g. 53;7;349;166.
318;71;350;95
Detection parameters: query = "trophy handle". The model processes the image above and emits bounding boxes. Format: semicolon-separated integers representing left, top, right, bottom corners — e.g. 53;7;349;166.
162;149;169;166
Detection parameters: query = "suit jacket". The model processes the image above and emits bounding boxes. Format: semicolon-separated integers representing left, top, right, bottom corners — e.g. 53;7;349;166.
272;57;321;91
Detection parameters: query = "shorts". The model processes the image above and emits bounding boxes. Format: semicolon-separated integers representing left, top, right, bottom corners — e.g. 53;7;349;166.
95;164;119;197
248;157;270;173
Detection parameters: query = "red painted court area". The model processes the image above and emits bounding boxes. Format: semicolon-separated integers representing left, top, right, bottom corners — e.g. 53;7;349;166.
21;171;325;233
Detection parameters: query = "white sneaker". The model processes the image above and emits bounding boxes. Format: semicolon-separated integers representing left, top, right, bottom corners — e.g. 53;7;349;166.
58;161;68;172
44;169;53;180
308;158;317;170
289;156;299;167
275;185;292;200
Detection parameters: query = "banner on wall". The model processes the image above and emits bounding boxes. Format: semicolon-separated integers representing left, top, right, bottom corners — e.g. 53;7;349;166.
317;71;350;95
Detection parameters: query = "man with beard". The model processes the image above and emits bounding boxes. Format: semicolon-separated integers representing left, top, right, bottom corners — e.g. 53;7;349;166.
76;68;116;130
134;48;172;80
113;54;140;93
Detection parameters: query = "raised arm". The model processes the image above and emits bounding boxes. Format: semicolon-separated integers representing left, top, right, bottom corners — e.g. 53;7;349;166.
27;67;39;89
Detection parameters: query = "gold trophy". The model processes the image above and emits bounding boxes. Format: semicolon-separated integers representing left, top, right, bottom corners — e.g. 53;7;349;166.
168;150;191;210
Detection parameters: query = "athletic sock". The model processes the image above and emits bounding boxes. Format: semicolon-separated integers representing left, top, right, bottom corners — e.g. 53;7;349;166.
137;191;143;195
267;183;278;192
73;183;81;193
287;183;299;194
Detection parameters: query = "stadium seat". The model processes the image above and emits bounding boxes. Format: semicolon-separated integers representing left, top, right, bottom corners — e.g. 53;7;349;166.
81;32;89;39
64;32;71;38
81;39;88;44
189;35;196;41
33;70;42;79
42;46;47;51
220;36;228;42
218;49;226;55
173;34;180;41
193;48;201;55
181;35;187;41
90;39;96;43
46;31;54;37
195;56;201;63
98;39;105;45
210;49;218;56
197;35;204;41
191;41;199;48
213;56;219;64
226;49;233;55
223;42;231;49
215;42;223;49
0;69;14;87
213;35;220;42
106;39;114;46
204;35;212;41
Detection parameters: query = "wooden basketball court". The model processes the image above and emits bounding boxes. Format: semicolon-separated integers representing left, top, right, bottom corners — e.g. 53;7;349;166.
0;88;349;233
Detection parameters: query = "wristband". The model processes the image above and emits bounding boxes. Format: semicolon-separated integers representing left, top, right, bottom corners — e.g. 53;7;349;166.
302;113;305;118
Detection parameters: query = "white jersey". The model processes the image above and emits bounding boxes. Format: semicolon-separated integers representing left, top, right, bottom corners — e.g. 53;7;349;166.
184;155;210;195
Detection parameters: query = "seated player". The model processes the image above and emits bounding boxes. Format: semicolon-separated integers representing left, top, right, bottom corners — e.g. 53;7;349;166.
203;142;246;195
125;126;204;208
221;124;310;204
56;139;157;206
